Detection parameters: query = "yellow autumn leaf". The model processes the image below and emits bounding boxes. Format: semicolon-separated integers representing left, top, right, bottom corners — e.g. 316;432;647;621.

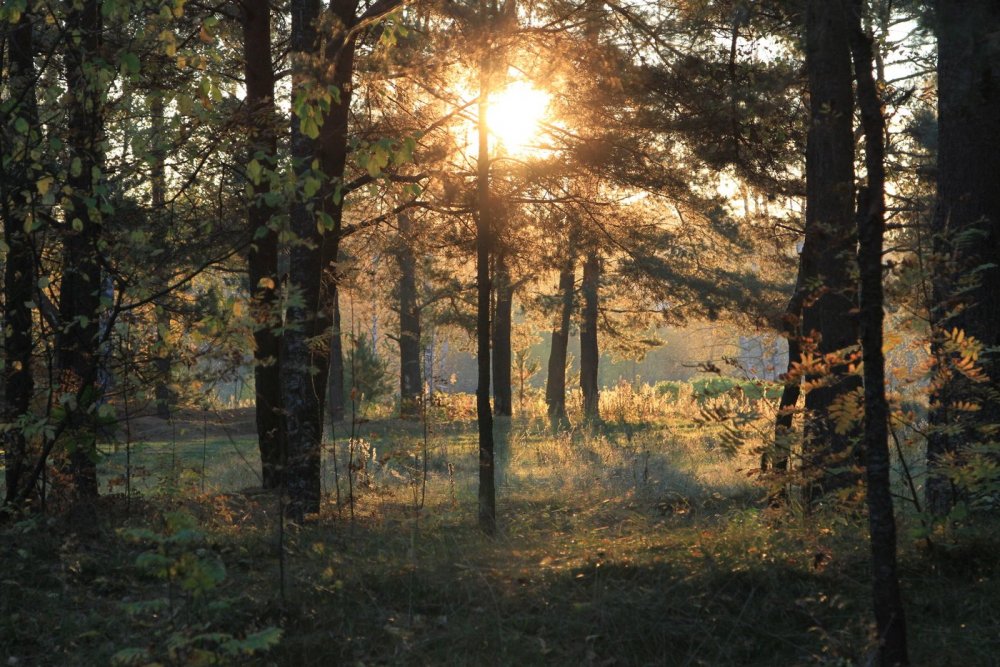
36;176;54;195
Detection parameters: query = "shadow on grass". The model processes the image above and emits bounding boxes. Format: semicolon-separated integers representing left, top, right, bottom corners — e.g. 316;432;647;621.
269;523;866;666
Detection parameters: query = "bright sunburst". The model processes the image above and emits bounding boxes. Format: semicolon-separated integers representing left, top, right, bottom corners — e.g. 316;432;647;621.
488;81;551;156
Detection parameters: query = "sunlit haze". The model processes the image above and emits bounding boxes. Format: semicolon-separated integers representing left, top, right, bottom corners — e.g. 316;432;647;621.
488;81;551;156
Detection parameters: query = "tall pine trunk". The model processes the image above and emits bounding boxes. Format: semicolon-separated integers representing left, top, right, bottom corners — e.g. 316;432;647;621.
802;0;861;499
397;211;422;419
2;11;39;506
150;94;173;421
60;0;106;507
283;0;327;518
580;250;600;423
476;50;496;535
546;255;574;429
242;0;284;488
492;253;513;417
283;0;364;518
763;268;806;479
851;4;909;662
927;0;1000;515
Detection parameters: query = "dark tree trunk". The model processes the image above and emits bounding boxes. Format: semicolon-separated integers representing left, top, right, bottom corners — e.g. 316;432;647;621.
851;6;909;663
492;253;513;417
927;0;1000;515
802;0;862;498
60;0;105;506
242;0;283;488
476;57;496;536
283;0;327;518
283;0;363;518
153;308;172;420
580;250;601;423
545;255;574;429
150;94;173;421
397;211;422;419
1;11;38;506
764;269;806;478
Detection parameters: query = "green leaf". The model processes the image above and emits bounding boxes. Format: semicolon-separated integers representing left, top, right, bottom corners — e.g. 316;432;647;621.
247;159;262;185
14;117;29;134
316;211;334;233
121;52;140;75
224;627;282;655
36;176;54;196
110;647;150;666
300;117;319;140
135;551;173;575
302;176;321;198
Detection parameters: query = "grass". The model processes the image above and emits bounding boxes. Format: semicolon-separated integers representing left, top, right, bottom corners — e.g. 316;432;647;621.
2;390;999;665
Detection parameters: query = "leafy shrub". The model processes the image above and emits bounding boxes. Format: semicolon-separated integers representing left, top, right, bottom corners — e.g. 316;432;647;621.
114;512;281;665
345;333;392;408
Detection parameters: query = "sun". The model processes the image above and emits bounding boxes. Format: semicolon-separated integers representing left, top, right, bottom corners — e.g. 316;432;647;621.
488;81;551;156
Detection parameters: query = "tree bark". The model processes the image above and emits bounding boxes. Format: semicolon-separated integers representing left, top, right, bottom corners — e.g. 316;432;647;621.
851;5;909;663
60;0;106;507
283;0;368;518
153;307;172;420
927;0;1000;515
242;0;284;488
283;0;328;519
546;254;574;429
476;52;496;536
397;211;422;419
150;93;173;421
492;253;513;417
580;250;601;423
802;0;862;498
763;269;806;478
2;11;39;506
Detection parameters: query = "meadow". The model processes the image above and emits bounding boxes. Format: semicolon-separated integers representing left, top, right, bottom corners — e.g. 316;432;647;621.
2;382;997;666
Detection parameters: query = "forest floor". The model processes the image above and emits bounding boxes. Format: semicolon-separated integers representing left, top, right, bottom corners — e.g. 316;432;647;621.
1;406;998;666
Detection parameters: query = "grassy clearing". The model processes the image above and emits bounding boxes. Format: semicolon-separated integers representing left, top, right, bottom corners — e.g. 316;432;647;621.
2;392;998;665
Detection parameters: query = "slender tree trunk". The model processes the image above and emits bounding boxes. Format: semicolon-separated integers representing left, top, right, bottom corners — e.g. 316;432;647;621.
764;258;811;480
397;211;422;419
492;253;513;417
580;250;601;423
243;0;284;489
314;0;361;454
546;254;574;429
476;52;496;536
150;94;173;421
851;6;909;663
153;308;172;419
802;0;862;499
328;285;345;423
283;0;326;518
283;0;363;518
763;274;805;478
927;0;1000;515
60;0;105;507
2;11;39;506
